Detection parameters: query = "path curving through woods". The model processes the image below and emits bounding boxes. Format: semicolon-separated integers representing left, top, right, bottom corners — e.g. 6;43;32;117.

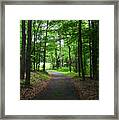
32;71;79;100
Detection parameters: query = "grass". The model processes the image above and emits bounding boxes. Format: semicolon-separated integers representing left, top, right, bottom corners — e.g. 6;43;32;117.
62;71;78;77
48;68;78;77
30;71;50;85
55;71;78;77
20;71;51;88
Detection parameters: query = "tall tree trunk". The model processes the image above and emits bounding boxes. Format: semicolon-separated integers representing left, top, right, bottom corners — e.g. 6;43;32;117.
62;54;64;67
79;20;85;80
59;39;62;68
37;24;42;71
20;20;26;79
33;21;40;71
92;20;99;80
38;54;40;71
95;21;99;80
43;21;48;72
83;46;86;75
77;22;81;77
96;21;99;80
33;24;36;71
92;20;95;80
55;48;58;69
38;42;41;71
43;41;46;72
26;20;32;86
68;46;71;72
75;39;78;73
88;20;92;79
36;52;38;70
35;22;41;71
75;57;78;73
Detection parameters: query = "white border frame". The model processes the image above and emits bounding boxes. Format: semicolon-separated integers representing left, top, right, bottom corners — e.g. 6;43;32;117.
0;0;118;119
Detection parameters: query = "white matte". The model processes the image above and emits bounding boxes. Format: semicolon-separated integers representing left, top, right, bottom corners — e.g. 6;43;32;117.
5;5;114;115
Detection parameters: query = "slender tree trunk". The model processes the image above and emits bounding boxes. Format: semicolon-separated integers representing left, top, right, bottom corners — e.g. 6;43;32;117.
88;20;92;79
55;48;58;69
38;54;40;71
92;20;95;80
36;52;38;70
26;20;32;86
43;21;48;72
95;20;99;80
62;54;64;67
92;20;99;80
38;42;41;71
37;25;42;71
68;46;71;72
43;41;46;71
75;39;78;73
77;22;81;77
59;39;62;68
75;58;78;73
33;27;36;71
83;46;86;75
79;20;85;80
35;23;40;71
33;21;40;71
20;20;26;79
96;21;99;80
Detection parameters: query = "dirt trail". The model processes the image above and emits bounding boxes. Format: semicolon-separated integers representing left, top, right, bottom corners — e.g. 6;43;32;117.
32;72;79;100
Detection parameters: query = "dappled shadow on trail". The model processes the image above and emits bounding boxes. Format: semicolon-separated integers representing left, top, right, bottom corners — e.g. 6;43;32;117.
32;72;79;100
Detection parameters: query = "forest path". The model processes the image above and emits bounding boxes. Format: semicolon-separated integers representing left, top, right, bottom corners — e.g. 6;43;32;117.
32;71;79;100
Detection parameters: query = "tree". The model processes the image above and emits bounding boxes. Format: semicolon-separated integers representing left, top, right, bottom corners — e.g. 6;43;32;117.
26;20;32;86
68;45;71;72
78;20;85;80
91;20;99;80
43;20;48;71
96;21;99;80
20;20;26;79
88;20;92;79
20;20;99;83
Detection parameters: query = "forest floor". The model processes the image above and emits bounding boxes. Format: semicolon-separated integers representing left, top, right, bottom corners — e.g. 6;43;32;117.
72;77;99;100
20;71;99;100
20;71;51;100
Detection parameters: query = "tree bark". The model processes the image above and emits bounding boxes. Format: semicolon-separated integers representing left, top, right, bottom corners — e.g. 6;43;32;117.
33;21;36;71
83;46;86;76
20;20;26;79
43;21;48;71
88;20;92;79
77;22;81;77
95;21;99;80
68;46;71;72
62;54;64;67
79;20;85;80
59;39;62;68
92;20;99;80
55;48;58;69
75;39;78;73
26;20;32;86
38;42;41;71
92;20;96;80
97;21;99;80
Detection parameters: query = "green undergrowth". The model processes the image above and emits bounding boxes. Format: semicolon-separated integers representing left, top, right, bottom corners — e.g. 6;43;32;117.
48;69;78;77
48;67;91;79
20;71;51;88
